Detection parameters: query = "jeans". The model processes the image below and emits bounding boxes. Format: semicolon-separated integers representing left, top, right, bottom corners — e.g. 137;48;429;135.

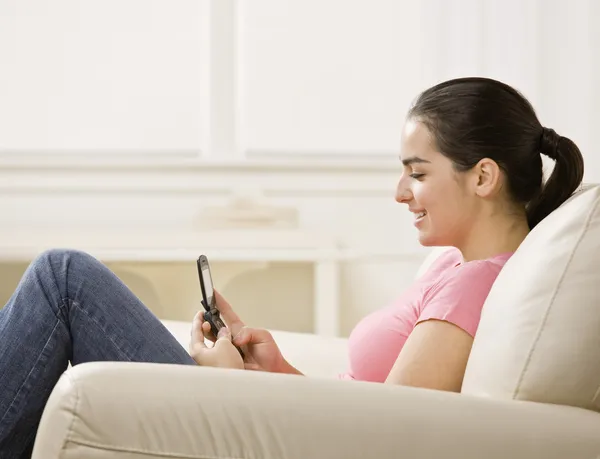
0;249;197;458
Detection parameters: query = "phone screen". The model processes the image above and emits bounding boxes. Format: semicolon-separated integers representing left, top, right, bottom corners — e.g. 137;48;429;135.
202;265;214;308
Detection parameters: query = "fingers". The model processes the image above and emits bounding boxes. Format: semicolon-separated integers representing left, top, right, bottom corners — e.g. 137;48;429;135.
213;327;240;357
191;311;207;349
214;327;232;346
214;290;244;330
232;326;271;347
195;312;217;343
191;311;219;347
190;325;244;370
201;320;216;342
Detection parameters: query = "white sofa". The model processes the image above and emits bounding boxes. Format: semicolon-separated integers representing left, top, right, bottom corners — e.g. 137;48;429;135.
31;184;600;458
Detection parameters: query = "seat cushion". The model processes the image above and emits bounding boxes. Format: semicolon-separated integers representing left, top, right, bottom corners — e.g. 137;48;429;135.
461;184;600;411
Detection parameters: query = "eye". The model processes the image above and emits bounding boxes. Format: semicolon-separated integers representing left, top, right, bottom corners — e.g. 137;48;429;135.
409;173;425;180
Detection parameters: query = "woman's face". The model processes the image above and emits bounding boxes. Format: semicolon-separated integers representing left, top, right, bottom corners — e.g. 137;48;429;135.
396;120;478;247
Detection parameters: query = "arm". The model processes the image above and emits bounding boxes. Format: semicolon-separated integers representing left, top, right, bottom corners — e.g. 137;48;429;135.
384;319;473;391
385;260;502;390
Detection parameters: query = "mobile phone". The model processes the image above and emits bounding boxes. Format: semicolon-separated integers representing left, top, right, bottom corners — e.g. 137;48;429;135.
197;255;226;336
196;255;244;358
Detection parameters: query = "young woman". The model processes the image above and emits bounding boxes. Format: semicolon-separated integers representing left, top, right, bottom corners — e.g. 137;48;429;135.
0;77;584;457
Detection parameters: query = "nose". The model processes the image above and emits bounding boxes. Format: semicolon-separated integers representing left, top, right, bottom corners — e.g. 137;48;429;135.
395;178;413;204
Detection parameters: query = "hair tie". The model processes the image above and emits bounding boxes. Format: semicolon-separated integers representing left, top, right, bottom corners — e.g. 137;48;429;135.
540;127;561;160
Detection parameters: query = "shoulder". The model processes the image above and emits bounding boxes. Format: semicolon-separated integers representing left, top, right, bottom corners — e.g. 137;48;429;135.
429;253;511;302
451;255;508;280
433;249;511;285
419;247;463;279
417;252;512;336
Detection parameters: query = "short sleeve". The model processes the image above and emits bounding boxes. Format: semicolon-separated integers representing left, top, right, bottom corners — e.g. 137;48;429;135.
416;261;503;337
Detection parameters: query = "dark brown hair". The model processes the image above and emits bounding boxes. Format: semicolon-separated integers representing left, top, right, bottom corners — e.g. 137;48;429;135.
408;77;584;228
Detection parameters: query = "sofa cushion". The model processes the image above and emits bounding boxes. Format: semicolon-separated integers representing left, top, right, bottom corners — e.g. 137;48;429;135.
461;184;600;411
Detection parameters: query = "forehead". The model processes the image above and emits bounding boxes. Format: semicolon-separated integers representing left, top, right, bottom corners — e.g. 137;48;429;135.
399;119;437;162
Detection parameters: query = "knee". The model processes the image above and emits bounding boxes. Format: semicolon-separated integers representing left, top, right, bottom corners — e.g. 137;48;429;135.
32;248;99;273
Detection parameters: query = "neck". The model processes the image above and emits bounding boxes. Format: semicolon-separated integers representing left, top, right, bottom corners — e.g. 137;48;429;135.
457;211;529;263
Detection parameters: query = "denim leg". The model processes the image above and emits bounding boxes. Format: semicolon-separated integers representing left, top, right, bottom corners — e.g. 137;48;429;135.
0;249;196;458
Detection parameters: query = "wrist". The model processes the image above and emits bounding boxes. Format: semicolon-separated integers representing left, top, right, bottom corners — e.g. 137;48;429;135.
276;359;304;376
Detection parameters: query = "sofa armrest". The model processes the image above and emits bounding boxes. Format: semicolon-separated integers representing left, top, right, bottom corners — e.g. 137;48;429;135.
33;362;600;459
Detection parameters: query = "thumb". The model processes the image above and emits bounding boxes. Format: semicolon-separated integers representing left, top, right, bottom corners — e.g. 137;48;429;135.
232;326;249;345
233;327;270;346
216;327;232;343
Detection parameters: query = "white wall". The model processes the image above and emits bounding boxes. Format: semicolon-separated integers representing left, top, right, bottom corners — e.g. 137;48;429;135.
0;0;598;336
0;159;426;336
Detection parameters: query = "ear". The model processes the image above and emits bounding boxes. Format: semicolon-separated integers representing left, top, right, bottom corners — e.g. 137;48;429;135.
471;158;502;198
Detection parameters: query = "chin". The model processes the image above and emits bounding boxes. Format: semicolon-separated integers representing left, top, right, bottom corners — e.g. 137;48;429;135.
417;234;435;247
417;231;446;247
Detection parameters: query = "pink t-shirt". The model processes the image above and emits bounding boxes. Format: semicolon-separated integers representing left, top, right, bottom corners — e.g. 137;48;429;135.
339;248;513;383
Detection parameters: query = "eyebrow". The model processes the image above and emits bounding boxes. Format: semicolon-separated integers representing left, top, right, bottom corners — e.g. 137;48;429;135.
400;156;431;167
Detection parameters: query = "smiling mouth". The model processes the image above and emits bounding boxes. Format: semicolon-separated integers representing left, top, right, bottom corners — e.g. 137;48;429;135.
415;211;427;221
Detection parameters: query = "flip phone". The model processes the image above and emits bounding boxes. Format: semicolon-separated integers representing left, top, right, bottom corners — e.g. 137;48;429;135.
196;255;244;358
197;255;226;336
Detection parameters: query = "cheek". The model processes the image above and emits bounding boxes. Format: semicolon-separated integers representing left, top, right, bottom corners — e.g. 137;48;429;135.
428;192;471;229
414;183;462;223
412;182;435;209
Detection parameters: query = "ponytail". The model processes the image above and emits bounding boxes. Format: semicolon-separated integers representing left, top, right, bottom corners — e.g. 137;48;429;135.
526;127;585;229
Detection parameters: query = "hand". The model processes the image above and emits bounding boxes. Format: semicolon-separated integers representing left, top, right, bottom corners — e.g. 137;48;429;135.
189;313;244;370
197;290;289;373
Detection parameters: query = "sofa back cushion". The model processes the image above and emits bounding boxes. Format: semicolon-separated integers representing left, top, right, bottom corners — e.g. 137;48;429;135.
461;184;600;411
